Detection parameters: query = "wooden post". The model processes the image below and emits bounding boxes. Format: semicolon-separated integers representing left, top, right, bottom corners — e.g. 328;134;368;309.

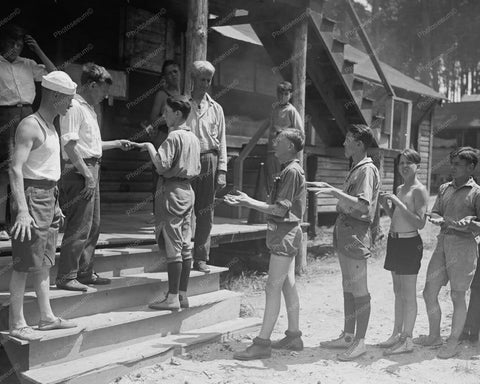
291;14;308;272
306;155;318;238
184;0;208;94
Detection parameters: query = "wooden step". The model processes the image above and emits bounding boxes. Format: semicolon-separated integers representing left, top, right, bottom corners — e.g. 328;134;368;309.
361;96;375;109
100;192;152;203
100;181;152;193
332;38;346;53
100;201;153;214
0;268;227;329
1;290;242;370
20;317;262;384
100;169;152;183
320;15;337;32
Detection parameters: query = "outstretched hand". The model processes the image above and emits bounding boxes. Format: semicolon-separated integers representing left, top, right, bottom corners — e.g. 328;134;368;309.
223;191;251;207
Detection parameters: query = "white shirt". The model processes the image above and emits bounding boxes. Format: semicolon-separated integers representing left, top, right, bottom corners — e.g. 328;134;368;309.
60;94;103;160
0;55;47;105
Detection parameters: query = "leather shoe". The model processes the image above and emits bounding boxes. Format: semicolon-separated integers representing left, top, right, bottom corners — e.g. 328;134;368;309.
234;337;272;360
78;272;111;285
56;279;88;292
193;261;210;273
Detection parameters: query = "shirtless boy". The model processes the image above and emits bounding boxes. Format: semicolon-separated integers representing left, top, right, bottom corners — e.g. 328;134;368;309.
378;149;428;355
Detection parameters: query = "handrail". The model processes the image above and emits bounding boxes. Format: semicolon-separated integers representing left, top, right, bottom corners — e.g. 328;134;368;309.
345;0;396;97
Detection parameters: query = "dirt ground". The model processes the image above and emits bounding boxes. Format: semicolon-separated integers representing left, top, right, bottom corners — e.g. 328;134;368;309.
113;216;480;384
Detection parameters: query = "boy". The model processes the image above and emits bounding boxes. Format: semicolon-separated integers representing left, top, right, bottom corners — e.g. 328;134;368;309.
378;149;428;355
308;124;380;361
9;71;77;340
134;96;200;310
415;147;480;359
224;128;306;360
265;81;303;193
0;24;55;240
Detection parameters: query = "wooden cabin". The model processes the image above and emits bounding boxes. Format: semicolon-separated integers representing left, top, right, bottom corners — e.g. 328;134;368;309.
431;100;480;192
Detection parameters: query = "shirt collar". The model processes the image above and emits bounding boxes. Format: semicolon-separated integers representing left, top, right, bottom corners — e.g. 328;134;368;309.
0;55;23;64
449;177;476;190
178;122;191;131
189;92;214;107
281;158;300;170
350;157;373;173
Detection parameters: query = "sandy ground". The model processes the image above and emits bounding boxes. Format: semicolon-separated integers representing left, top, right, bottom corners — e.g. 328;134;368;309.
113;217;480;384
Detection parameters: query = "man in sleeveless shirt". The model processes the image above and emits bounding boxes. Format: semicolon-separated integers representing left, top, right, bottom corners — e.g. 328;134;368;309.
56;63;134;291
9;71;77;341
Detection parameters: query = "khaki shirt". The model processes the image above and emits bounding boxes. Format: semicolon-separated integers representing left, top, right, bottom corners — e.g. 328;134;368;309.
186;93;227;172
60;94;103;160
267;159;306;223
337;157;380;223
155;124;201;180
432;177;480;234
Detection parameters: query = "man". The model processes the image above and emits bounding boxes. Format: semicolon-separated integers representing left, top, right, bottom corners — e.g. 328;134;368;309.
55;63;134;291
308;124;380;361
460;253;480;343
135;96;200;310
415;147;480;359
186;61;227;273
9;71;77;341
0;24;55;241
225;129;306;360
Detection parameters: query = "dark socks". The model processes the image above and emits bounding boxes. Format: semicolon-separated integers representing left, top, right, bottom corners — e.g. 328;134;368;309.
464;288;480;335
179;259;192;293
167;261;182;294
344;292;356;335
354;294;371;340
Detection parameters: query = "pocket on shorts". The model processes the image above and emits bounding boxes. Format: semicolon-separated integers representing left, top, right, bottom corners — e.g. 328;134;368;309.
266;223;302;257
335;221;371;259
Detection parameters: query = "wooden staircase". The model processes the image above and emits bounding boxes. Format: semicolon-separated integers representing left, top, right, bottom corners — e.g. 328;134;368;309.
251;8;386;147
0;244;261;384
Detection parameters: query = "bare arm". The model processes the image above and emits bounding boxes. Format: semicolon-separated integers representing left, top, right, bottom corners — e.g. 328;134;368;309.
223;192;288;217
9;121;39;241
389;187;428;229
150;90;167;128
25;35;56;72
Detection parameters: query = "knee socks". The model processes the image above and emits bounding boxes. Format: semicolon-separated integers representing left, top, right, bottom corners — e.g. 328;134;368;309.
344;292;356;335
167;261;182;294
354;294;371;340
179;259;192;293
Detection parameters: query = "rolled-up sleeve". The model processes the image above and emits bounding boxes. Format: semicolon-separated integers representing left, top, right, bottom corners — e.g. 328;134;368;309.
26;58;47;81
156;135;178;175
291;108;303;132
217;104;227;172
60;104;81;145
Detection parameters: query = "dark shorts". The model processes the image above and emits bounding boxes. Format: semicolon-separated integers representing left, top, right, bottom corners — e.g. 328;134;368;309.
11;181;61;272
384;235;423;275
266;221;302;258
471;253;480;289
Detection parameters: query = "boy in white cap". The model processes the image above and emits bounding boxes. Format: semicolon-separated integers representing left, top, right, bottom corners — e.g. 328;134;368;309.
8;71;78;341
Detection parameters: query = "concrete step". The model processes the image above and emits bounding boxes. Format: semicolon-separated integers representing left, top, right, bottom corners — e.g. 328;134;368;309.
2;290;242;370
0;267;227;329
20;317;262;384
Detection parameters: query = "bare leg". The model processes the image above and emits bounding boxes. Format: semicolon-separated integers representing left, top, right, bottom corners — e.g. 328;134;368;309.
400;274;418;337
450;290;467;340
32;268;56;323
281;258;300;333
392;273;404;335
9;271;28;330
258;255;293;340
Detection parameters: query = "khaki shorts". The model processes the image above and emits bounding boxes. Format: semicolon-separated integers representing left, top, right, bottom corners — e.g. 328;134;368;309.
266;221;302;258
426;233;478;291
333;215;371;260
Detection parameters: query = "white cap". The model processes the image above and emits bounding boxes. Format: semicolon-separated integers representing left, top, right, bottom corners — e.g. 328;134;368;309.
41;71;77;95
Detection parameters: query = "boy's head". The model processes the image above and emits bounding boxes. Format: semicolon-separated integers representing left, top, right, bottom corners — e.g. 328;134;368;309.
164;96;191;128
0;24;26;61
274;128;304;161
343;124;374;158
80;63;113;105
397;148;421;179
277;81;293;105
449;146;478;180
162;60;181;88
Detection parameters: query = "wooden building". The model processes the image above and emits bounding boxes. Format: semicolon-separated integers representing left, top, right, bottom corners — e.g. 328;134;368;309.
431;100;480;192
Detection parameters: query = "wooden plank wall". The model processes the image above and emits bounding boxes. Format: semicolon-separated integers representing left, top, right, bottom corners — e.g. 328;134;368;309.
418;120;432;189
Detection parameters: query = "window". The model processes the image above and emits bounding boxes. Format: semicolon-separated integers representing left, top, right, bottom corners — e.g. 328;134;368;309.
384;97;412;150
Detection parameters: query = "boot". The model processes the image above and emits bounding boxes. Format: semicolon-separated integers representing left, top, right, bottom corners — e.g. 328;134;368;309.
271;330;303;351
233;337;272;360
149;293;180;310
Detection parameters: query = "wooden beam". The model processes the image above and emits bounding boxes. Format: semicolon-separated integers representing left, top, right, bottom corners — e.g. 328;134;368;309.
184;0;209;94
208;13;275;27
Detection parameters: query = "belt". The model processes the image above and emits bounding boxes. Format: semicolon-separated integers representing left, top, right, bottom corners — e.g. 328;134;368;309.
65;157;102;166
441;228;474;238
389;230;419;239
201;149;218;156
24;178;57;189
0;104;32;109
162;176;190;183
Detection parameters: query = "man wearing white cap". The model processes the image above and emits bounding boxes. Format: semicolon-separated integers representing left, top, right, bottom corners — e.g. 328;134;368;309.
8;71;78;341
